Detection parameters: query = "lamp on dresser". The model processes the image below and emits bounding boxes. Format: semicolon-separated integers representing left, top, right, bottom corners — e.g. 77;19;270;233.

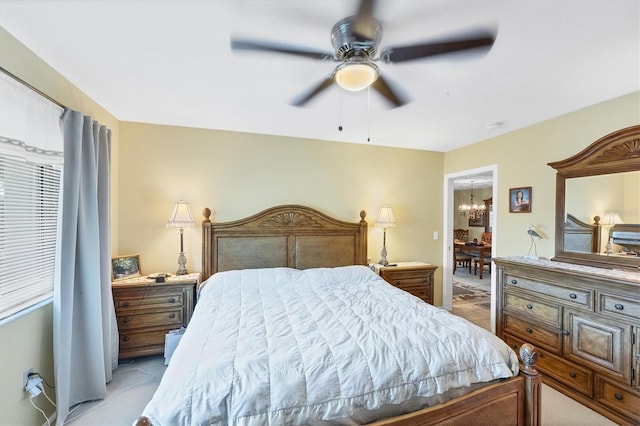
167;200;195;275
375;205;396;266
602;210;623;255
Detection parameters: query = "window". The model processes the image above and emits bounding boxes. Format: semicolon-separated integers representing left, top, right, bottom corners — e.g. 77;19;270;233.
0;71;64;323
0;147;62;320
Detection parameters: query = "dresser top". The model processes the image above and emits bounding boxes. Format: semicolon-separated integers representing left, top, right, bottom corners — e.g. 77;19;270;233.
495;256;640;284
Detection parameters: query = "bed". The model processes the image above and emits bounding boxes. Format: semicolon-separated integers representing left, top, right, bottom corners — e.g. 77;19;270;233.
563;213;601;253
137;205;540;425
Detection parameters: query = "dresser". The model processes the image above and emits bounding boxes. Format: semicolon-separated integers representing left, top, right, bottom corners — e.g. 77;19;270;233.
112;272;201;359
372;261;437;304
494;257;639;425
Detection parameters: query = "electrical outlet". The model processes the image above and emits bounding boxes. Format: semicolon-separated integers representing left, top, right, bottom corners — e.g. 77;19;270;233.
23;368;33;388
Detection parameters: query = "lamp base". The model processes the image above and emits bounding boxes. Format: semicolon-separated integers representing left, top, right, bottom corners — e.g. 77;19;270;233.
176;252;188;275
378;246;389;266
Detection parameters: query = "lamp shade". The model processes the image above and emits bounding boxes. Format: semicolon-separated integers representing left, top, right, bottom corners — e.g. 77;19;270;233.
375;206;396;228
335;61;379;92
602;211;624;226
166;200;195;228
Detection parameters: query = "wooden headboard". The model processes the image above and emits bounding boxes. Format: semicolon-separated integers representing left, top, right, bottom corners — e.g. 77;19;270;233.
563;214;601;253
201;205;368;280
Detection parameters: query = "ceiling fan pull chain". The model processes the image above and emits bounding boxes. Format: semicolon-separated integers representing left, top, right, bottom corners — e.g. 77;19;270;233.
338;77;343;132
367;86;371;142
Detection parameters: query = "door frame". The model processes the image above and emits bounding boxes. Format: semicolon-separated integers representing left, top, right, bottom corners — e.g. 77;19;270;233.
442;165;499;332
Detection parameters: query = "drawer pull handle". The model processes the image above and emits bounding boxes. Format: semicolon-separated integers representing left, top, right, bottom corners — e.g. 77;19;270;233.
123;336;129;342
569;293;577;299
526;327;533;334
614;304;624;311
526;304;533;310
123;317;130;323
614;393;624;401
569;372;577;378
562;330;570;336
169;313;175;319
510;279;517;285
169;297;176;303
123;301;130;307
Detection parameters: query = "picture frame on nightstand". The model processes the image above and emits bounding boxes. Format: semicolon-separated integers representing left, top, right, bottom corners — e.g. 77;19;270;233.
111;254;141;281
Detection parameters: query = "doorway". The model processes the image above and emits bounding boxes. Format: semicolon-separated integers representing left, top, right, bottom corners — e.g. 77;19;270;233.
442;165;498;332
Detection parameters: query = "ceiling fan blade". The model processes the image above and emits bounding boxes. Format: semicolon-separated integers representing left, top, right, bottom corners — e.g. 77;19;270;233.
290;75;335;107
371;75;408;108
231;38;335;61
380;32;496;64
352;0;378;40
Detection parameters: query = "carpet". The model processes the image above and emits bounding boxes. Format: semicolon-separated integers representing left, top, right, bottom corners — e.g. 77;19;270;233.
452;281;491;303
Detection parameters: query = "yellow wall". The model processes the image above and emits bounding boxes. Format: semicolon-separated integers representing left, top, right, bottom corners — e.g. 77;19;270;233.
117;121;444;284
444;92;640;260
0;27;120;425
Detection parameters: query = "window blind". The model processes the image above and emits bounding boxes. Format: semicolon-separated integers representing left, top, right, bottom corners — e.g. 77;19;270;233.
0;153;61;320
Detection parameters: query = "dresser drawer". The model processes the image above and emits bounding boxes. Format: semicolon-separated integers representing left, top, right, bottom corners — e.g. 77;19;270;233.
599;293;640;321
117;309;183;330
505;274;593;310
595;375;640;420
504;292;562;328
504;334;593;396
503;314;562;354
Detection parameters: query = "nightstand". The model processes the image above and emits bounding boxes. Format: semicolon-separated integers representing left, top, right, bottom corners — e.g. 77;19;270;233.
371;261;437;304
112;272;201;360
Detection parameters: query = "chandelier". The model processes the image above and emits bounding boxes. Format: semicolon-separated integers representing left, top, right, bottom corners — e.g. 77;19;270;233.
458;181;486;219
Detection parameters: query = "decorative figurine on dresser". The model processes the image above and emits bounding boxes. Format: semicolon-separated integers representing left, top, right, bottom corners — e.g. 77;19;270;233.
111;271;201;360
496;125;640;426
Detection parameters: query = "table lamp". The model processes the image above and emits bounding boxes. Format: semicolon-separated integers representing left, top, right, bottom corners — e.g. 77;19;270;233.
375;206;396;266
167;200;195;275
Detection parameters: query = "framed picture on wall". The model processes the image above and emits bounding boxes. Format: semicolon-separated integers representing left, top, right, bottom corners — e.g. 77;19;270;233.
468;217;484;227
509;187;532;213
111;254;141;281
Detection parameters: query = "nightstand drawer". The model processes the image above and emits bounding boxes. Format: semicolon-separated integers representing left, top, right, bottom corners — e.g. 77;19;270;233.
380;269;431;284
115;293;184;312
119;328;168;350
377;263;437;305
117;309;183;330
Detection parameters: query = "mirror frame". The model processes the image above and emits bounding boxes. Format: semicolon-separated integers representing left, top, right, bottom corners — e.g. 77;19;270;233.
548;125;640;271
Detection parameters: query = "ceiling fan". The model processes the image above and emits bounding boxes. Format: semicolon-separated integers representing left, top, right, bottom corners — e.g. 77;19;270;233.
230;0;496;108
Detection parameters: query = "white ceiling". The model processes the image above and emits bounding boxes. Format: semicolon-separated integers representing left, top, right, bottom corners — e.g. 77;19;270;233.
0;1;638;153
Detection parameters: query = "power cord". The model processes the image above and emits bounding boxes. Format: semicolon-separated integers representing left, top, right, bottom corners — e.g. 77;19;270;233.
25;372;56;426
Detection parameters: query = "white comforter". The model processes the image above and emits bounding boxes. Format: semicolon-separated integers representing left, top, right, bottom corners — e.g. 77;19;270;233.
140;265;518;425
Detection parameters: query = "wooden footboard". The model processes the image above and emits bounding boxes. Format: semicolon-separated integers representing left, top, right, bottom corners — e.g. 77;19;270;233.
136;344;540;426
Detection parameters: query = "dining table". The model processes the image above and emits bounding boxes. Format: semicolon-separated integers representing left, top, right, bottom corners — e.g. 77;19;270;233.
454;242;492;279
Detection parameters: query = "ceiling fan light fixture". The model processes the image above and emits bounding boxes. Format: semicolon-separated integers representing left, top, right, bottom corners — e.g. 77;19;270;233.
335;61;379;91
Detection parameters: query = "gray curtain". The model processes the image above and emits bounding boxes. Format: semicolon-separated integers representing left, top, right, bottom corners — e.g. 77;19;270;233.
54;109;118;425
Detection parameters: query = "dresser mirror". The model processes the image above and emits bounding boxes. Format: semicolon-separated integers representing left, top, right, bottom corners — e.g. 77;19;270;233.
548;125;640;271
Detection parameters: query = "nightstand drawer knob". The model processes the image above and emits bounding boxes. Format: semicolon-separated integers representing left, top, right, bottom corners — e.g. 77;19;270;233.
569;372;577;379
169;297;176;303
526;327;533;334
614;393;624;401
123;336;129;342
169;313;175;319
614;304;624;310
123;301;130;307
123;317;130;323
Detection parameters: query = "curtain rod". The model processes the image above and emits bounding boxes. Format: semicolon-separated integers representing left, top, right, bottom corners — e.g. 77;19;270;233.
1;65;67;109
